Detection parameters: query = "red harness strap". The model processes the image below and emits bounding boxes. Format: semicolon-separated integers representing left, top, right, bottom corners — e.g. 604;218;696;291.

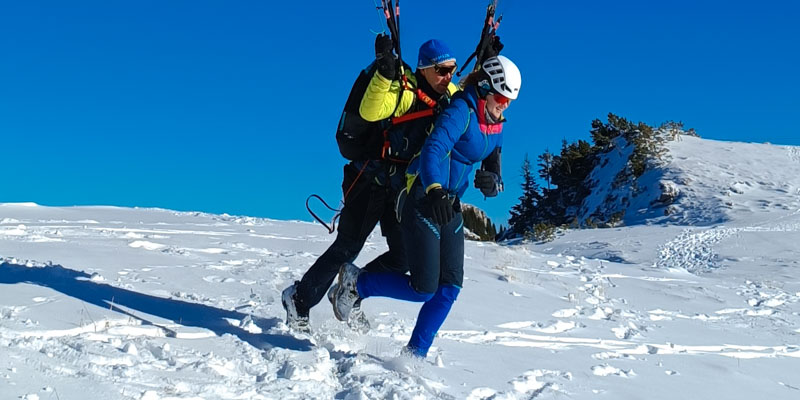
382;108;437;163
380;82;444;163
390;108;434;125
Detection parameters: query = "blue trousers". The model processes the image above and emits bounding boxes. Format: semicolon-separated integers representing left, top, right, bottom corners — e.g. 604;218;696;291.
356;182;464;356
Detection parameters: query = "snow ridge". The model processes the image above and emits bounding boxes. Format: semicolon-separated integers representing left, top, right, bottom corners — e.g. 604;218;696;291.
579;135;800;227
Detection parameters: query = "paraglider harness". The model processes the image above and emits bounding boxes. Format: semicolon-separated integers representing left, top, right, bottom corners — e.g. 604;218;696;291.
308;0;502;233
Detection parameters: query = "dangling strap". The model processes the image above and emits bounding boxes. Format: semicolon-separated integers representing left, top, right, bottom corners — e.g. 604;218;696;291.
306;162;371;233
305;195;341;234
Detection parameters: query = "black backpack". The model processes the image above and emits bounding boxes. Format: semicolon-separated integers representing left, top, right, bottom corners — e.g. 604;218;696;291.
336;63;391;161
336;61;444;163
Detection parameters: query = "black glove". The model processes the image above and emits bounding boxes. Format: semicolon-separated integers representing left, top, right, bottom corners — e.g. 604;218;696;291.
374;34;397;80
425;187;454;226
481;35;504;62
474;169;502;197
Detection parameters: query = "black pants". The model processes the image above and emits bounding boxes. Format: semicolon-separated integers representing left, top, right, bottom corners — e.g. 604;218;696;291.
294;163;406;314
400;182;464;294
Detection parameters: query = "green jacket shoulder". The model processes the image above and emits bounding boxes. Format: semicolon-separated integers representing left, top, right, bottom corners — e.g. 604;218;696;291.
359;69;418;122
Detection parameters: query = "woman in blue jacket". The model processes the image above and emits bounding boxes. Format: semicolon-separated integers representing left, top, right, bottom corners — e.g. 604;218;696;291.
332;55;522;358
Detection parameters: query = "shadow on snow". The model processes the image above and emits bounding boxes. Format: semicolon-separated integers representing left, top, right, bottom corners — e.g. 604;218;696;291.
0;261;312;352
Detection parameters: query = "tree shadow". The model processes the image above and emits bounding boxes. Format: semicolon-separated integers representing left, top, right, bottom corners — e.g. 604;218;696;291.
0;261;312;352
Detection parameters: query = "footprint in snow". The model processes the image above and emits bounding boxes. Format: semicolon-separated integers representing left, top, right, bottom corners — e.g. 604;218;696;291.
468;370;571;399
592;364;635;378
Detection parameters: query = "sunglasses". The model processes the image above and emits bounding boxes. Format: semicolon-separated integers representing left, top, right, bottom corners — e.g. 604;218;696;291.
432;64;457;77
491;91;511;106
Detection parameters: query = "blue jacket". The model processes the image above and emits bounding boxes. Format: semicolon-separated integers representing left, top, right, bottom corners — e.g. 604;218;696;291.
407;86;504;198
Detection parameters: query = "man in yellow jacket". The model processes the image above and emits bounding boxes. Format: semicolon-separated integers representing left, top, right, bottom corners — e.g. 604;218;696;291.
281;36;459;333
361;37;458;120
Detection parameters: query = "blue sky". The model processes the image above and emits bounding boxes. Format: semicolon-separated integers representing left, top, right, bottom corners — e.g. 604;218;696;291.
1;1;798;227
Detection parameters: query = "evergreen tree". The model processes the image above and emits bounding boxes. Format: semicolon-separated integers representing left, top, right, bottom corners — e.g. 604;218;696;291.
591;113;662;177
513;113;697;230
508;155;542;236
496;224;507;241
548;139;594;224
590;118;617;148
537;150;553;191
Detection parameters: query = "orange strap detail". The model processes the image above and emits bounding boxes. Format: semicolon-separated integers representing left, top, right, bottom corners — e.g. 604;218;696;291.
343;161;370;201
415;89;437;109
390;108;434;125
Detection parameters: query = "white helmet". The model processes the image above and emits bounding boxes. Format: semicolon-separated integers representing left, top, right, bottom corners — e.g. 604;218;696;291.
481;55;521;100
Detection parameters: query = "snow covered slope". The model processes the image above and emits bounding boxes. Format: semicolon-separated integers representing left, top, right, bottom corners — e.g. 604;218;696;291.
1;137;800;399
580;134;800;227
660;135;800;225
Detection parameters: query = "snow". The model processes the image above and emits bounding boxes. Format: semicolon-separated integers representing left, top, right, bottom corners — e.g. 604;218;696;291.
579;134;800;228
2;135;800;399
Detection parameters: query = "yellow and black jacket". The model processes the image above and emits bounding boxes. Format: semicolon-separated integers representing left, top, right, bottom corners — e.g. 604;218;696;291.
359;70;459;122
361;69;459;163
351;68;458;191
